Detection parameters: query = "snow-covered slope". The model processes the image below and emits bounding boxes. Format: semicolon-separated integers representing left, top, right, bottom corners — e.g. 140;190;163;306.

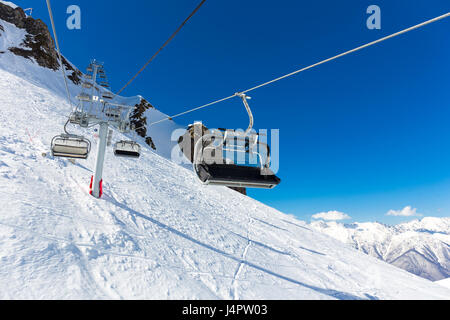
1;5;450;300
309;218;450;281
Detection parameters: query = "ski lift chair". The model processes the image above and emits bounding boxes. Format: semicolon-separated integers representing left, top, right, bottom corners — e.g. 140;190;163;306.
113;140;141;158
51;134;91;159
193;93;281;189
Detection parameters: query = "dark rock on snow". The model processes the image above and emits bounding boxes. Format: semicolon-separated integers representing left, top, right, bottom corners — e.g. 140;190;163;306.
130;98;156;150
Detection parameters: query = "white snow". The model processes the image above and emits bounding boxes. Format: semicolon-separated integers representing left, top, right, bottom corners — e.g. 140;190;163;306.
0;16;450;300
0;1;18;9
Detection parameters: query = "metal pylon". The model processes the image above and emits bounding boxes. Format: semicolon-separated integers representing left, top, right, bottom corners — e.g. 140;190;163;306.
90;122;108;198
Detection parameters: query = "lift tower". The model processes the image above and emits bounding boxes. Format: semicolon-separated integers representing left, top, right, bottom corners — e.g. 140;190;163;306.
52;59;140;199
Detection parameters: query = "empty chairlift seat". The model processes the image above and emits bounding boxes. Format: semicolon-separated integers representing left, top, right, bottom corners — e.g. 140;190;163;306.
113;140;141;158
191;93;281;189
195;163;280;189
51;134;91;159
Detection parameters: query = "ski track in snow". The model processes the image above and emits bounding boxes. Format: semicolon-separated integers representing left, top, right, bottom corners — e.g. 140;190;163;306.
0;34;449;299
231;209;252;300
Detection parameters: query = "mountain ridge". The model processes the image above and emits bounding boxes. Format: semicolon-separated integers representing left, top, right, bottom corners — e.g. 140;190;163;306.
309;217;450;281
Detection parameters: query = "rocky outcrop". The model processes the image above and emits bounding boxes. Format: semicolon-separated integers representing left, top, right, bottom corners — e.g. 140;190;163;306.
0;2;81;83
62;56;82;85
130;98;156;150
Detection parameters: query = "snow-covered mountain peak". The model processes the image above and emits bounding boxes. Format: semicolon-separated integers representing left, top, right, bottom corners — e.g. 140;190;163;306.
310;217;450;281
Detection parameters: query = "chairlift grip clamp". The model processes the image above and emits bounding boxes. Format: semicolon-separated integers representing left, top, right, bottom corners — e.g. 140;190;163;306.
234;92;254;135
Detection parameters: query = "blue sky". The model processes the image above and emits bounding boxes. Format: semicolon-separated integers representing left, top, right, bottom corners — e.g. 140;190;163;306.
13;0;450;224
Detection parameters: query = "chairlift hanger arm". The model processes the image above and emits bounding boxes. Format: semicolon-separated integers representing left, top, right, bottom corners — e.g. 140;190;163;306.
234;93;254;135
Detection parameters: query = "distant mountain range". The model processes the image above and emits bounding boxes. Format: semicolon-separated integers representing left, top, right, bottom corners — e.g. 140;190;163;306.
309;217;450;281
